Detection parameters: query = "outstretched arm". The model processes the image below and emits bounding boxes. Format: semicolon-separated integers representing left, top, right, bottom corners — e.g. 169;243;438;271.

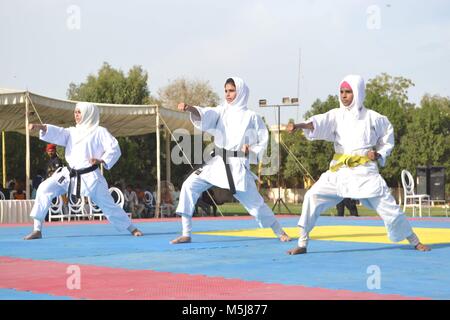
30;123;70;147
178;102;221;132
28;123;47;133
288;110;337;142
178;103;200;120
286;122;314;133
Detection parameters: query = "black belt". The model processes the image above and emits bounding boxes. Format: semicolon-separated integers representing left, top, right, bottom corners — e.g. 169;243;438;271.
68;164;99;199
211;147;246;194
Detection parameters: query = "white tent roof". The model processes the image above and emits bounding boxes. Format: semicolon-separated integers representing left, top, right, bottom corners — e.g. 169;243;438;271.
0;88;194;136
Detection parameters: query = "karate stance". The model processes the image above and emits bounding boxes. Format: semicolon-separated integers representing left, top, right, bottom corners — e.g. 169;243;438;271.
171;77;290;244
24;102;143;240
286;75;430;254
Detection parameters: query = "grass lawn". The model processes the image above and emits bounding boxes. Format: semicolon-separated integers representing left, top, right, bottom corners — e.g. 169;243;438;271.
213;202;449;217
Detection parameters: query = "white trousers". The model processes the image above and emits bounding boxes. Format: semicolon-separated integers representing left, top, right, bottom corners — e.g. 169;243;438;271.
30;168;134;232
298;170;415;247
176;172;284;237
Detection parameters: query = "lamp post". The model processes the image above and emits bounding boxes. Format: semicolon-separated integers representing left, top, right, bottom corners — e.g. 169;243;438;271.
259;97;299;214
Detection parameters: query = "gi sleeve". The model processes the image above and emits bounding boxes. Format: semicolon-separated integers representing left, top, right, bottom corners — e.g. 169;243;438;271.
248;115;269;164
374;116;394;167
302;109;337;142
40;124;70;147
190;106;221;133
99;128;121;170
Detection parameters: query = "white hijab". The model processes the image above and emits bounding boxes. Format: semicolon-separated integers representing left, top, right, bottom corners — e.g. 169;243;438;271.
222;76;249;112
221;76;250;128
72;102;100;144
339;74;366;119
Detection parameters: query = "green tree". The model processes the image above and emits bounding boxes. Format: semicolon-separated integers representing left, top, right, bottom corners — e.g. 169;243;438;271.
365;73;416;186
399;94;450;193
67;62;158;105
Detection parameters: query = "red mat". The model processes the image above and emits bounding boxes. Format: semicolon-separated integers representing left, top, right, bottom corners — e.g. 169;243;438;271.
0;257;427;300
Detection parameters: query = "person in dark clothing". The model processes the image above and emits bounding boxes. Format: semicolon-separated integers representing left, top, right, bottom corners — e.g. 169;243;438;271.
31;169;45;199
336;198;359;217
0;185;8;199
195;191;218;216
45;144;63;178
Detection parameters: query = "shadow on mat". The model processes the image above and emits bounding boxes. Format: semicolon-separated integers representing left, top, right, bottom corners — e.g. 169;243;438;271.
28;232;178;239
311;233;387;240
305;242;450;254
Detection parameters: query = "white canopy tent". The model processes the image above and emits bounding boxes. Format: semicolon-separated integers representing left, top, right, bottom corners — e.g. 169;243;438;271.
0;88;195;216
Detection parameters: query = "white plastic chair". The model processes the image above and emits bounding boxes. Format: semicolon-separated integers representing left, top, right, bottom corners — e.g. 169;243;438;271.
87;197;104;221
144;191;155;215
68;195;88;220
85;188;126;221
0;191;5;200
109;187;130;218
109;187;125;208
48;195;67;222
401;169;431;217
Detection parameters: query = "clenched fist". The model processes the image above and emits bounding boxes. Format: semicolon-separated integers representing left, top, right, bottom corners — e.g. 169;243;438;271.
177;103;189;112
367;150;380;161
28;124;47;132
286;122;296;133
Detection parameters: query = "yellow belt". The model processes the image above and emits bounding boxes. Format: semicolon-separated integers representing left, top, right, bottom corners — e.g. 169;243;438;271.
330;153;371;172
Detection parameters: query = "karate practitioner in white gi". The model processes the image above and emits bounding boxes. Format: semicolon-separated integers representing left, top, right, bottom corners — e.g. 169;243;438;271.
286;75;430;254
171;77;291;244
24;102;143;240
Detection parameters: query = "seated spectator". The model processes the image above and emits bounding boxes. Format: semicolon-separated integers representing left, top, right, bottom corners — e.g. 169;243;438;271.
6;180;16;199
0;185;8;199
13;182;26;200
12;180;25;199
6;179;15;190
160;181;176;217
124;184;145;219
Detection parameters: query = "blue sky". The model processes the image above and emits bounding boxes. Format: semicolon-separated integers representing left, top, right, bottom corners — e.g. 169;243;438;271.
1;0;449;125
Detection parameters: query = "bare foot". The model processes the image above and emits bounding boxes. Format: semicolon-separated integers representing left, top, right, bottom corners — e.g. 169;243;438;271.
131;229;143;237
279;233;291;242
287;246;307;255
170;236;191;244
23;230;42;240
415;243;431;251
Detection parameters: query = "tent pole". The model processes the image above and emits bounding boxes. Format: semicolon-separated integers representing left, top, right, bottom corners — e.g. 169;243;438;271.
25;94;31;199
2;131;6;188
156;107;161;218
165;129;171;185
257;160;262;191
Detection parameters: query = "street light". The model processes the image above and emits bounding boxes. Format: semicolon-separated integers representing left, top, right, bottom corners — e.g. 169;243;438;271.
259;97;300;214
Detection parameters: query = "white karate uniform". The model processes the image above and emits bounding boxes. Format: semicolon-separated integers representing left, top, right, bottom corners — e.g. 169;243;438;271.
297;75;418;247
176;77;284;237
30;123;135;233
